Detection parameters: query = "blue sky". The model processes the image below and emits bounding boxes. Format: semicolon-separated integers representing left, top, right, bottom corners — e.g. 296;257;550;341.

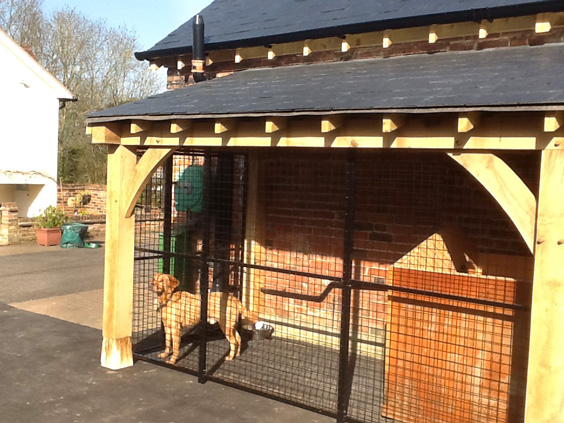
42;0;213;51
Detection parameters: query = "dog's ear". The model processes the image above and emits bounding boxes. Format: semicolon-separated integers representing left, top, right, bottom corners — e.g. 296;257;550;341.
166;274;180;290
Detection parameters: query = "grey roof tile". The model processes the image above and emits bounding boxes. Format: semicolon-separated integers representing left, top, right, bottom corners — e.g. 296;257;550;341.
90;44;564;121
136;0;564;60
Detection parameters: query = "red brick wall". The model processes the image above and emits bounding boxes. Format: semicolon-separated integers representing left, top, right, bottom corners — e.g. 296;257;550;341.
256;150;538;335
58;183;107;217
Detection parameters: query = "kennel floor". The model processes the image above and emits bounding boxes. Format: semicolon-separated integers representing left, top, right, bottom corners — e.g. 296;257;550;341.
133;328;391;423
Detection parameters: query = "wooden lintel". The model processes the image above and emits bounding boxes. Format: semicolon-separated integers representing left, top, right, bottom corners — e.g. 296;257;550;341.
383;115;405;133
170;120;192;134
215;119;235;134
458;112;481;133
130;120;152;134
265;117;286;133
88;123;122;144
321;115;344;133
449;152;535;252
544;112;563;132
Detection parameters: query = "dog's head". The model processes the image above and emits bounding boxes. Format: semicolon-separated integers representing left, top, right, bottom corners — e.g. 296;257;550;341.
151;273;180;301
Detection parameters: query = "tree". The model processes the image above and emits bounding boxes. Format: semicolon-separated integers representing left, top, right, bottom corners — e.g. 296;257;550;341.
0;0;162;183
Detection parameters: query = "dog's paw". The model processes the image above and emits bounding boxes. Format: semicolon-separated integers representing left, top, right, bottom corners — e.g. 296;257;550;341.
166;357;177;364
158;351;170;359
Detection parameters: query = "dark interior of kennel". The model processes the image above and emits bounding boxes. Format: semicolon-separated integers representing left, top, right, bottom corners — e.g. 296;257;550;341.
132;147;535;423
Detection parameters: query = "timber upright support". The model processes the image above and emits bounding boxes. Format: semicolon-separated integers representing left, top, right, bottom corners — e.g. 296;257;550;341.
525;148;564;423
101;145;138;370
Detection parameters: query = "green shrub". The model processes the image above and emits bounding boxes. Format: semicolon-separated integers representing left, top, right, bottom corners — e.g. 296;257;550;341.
34;206;67;228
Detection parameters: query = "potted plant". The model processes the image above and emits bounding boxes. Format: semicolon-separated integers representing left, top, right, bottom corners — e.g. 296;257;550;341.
34;206;67;246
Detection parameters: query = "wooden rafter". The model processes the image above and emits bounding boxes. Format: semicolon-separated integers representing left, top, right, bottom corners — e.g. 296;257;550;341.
321;115;344;133
544;111;563;132
383;114;405;133
458;112;481;133
265;117;286;133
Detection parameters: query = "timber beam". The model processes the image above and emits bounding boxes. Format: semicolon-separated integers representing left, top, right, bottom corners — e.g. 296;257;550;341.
86;111;564;150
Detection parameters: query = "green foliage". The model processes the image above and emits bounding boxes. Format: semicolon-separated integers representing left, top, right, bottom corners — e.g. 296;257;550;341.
34;206;68;228
1;1;164;184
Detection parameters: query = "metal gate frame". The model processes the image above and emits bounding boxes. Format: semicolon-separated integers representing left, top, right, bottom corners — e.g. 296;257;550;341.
133;147;531;423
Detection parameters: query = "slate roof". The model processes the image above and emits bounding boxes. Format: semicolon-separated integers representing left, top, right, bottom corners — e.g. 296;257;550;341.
89;43;564;122
136;0;564;60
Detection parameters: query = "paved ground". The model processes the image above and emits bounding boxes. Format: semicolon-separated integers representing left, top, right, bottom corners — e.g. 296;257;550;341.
0;242;333;423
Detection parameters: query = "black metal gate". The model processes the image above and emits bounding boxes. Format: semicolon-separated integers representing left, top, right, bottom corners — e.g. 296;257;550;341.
132;148;534;423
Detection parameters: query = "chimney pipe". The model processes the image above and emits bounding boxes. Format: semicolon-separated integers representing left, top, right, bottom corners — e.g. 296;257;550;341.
191;14;206;83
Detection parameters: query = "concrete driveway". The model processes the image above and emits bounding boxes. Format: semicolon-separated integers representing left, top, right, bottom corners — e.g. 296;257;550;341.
0;242;333;423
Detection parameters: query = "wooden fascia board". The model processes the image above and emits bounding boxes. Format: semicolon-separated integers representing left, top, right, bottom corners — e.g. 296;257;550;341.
87;112;564;150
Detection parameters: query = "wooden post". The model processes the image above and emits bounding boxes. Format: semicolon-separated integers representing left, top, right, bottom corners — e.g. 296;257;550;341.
243;152;266;315
101;145;137;370
525;148;564;422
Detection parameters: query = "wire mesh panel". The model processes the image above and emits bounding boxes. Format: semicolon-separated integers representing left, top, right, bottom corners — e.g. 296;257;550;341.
351;150;535;423
217;150;348;414
132;146;536;423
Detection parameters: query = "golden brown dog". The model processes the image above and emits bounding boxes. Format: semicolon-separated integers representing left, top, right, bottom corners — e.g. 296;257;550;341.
152;273;261;364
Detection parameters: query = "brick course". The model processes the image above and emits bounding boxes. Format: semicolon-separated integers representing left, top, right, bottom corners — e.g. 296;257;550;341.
168;27;564;90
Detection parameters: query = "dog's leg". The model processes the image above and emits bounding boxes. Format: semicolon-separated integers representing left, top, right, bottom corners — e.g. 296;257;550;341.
168;326;181;364
224;326;241;361
159;325;171;359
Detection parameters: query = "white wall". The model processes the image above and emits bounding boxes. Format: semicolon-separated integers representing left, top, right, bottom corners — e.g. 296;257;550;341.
0;44;61;217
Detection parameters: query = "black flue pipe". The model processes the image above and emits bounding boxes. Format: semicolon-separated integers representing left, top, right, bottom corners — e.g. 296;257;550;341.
193;14;205;61
192;14;206;82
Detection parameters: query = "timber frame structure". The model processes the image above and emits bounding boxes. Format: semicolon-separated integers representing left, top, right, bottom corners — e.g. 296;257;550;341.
88;1;564;422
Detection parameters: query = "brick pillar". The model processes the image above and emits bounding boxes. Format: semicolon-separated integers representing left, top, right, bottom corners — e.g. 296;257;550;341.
0;203;21;245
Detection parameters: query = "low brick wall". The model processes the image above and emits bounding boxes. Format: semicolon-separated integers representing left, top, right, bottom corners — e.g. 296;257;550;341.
1;202;106;245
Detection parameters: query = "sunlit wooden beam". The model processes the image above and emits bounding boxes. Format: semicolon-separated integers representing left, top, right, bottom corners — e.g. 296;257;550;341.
321;115;344;133
458;112;481;133
544;112;563;133
130;120;152;134
265;117;286;133
215;119;236;134
383;114;405;133
170;120;192;134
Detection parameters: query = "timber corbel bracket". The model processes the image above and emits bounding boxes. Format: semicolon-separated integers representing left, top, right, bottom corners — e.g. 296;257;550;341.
448;152;536;253
123;147;178;218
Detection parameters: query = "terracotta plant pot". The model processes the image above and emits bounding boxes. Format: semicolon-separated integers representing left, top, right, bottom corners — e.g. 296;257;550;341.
35;228;62;246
